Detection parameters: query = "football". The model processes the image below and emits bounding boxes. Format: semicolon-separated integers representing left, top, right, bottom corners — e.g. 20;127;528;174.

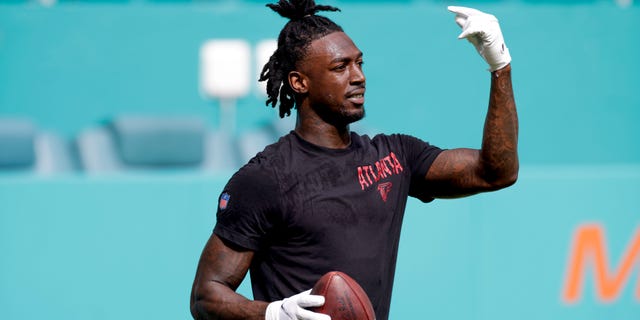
310;271;376;320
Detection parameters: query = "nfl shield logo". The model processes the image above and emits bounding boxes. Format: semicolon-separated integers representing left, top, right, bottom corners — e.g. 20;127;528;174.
377;182;392;202
219;192;230;210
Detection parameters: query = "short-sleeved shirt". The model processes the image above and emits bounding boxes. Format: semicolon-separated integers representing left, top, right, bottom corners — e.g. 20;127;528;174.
214;131;442;320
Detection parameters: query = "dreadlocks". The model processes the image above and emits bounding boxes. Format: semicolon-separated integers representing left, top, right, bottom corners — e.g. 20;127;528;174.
259;0;343;118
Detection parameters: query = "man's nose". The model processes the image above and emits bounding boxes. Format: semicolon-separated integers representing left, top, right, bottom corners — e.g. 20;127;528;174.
350;65;366;85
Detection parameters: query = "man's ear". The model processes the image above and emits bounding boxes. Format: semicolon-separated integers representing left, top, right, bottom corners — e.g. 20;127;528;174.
288;71;308;94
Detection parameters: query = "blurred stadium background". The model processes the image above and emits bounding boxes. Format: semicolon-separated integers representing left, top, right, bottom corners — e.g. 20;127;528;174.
1;0;639;319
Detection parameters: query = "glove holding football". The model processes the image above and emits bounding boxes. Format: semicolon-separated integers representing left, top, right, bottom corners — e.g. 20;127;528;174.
448;6;511;71
265;289;330;320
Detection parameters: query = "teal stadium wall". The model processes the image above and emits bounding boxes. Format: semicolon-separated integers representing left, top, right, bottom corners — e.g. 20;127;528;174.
1;1;639;319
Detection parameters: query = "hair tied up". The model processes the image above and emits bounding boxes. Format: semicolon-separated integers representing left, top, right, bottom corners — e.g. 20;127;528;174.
266;0;340;21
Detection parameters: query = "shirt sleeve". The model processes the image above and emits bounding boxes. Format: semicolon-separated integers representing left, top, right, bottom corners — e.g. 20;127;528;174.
213;162;281;251
394;134;444;202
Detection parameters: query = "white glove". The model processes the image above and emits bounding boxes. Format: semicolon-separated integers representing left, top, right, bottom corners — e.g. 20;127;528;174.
265;289;330;320
448;6;511;71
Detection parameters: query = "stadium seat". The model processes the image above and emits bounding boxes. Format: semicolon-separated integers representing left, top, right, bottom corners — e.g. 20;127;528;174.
76;115;239;173
0;117;76;174
0;118;35;169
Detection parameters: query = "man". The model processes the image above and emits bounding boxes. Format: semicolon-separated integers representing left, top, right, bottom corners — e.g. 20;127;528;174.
190;1;518;319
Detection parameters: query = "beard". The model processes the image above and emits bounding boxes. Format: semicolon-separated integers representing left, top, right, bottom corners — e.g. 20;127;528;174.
311;102;366;128
340;107;365;125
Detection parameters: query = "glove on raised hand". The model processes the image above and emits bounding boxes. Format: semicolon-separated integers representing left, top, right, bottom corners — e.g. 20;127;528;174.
265;289;330;320
448;6;511;71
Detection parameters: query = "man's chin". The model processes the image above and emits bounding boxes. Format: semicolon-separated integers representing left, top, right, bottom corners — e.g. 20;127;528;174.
314;104;365;127
342;108;365;124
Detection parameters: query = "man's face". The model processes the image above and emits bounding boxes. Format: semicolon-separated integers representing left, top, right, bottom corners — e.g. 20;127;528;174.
297;32;366;125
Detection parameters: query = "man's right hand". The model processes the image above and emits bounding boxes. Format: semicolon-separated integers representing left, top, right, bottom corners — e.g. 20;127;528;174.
448;6;511;71
265;290;331;320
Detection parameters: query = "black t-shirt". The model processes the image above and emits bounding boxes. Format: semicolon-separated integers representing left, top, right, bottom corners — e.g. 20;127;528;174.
214;131;442;320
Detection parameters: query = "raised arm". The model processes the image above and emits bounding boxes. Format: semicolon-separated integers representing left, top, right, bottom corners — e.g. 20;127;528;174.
424;7;518;198
190;234;268;320
426;64;517;198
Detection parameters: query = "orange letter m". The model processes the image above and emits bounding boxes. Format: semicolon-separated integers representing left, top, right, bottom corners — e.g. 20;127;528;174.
563;224;640;303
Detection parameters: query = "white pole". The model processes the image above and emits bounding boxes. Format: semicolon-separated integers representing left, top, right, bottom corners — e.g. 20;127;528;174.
219;98;236;135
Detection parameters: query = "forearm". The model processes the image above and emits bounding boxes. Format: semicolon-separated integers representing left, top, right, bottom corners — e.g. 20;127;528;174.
479;64;518;186
191;282;268;320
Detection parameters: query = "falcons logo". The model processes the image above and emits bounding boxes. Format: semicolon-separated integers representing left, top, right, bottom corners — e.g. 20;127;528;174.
377;182;393;202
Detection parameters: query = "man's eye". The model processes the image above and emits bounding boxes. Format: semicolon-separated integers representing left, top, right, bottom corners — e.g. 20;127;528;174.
332;64;346;71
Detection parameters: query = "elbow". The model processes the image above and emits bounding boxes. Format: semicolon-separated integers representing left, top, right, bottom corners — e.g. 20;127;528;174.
190;303;198;319
484;165;519;191
190;282;233;320
191;296;215;320
496;171;518;189
190;287;214;320
190;294;202;319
